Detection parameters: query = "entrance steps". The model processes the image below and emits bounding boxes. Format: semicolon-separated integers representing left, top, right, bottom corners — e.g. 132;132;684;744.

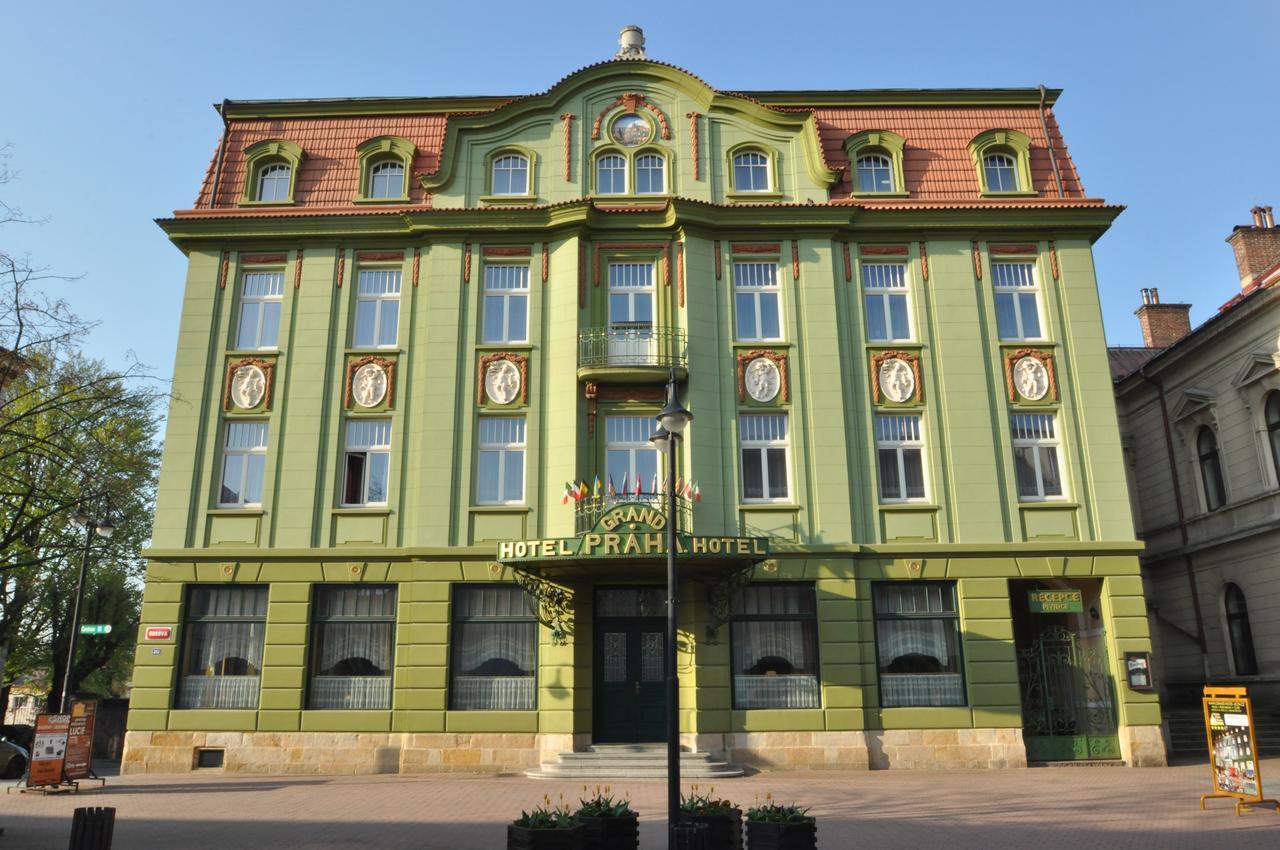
526;744;744;780
1165;707;1280;758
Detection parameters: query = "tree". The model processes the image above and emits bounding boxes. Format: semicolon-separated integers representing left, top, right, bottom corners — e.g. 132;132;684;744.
0;145;164;710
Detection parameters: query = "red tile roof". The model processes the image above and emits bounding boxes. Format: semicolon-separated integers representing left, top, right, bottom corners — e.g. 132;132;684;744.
814;106;1084;199
187;87;1092;212
194;115;447;209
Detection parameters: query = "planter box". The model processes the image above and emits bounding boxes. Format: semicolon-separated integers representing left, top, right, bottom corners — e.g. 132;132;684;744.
744;817;817;850
681;808;743;850
578;812;639;850
507;823;586;850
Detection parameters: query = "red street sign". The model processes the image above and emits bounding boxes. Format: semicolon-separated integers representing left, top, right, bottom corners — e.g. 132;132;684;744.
144;626;172;641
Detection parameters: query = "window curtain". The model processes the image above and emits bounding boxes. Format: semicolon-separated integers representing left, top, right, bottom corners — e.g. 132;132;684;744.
450;621;535;710
876;619;965;707
731;620;819;709
309;621;393;709
178;621;265;709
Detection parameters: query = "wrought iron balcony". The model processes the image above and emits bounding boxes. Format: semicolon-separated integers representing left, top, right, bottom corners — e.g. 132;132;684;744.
577;325;687;380
573;493;694;536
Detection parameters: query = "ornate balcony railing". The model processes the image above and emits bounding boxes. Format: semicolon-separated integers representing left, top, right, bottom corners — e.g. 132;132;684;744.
573;493;694;535
577;325;687;370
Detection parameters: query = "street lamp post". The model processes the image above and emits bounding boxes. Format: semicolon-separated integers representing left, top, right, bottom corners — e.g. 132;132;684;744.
60;507;113;714
651;373;692;848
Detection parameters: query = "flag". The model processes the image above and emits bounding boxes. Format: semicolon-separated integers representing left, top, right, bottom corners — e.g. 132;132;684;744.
638;475;646;497
674;477;684;498
578;480;589;500
561;482;571;505
683;480;694;499
692;481;702;502
594;476;602;498
620;472;629;497
608;475;616;498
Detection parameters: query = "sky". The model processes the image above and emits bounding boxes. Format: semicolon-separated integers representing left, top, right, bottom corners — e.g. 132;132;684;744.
3;0;1277;380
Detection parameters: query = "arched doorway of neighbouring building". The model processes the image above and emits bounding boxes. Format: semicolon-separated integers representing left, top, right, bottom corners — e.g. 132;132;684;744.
1224;583;1258;676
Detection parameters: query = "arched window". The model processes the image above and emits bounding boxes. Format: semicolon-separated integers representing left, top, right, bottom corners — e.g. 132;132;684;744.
1265;391;1280;484
635;153;665;194
1224;584;1258;675
367;160;405;199
596;154;626;194
983;153;1019;192
256;162;292;202
1197;426;1227;510
492;154;530;196
856;153;895;193
733;151;770;192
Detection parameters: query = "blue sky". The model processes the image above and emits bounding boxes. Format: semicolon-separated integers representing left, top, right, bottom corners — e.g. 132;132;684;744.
3;0;1277;378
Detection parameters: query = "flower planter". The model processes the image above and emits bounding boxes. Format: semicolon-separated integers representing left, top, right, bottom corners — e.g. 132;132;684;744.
577;812;639;850
681;808;743;850
744;817;817;850
507;823;586;850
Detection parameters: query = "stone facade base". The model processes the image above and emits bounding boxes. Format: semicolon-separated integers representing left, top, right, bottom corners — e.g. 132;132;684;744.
121;731;540;775
719;732;872;770
1121;724;1168;767
866;728;1027;769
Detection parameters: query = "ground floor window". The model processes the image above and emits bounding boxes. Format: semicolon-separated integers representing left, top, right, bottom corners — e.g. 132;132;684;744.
873;582;965;707
730;583;820;709
449;584;536;710
309;585;397;709
178;585;268;709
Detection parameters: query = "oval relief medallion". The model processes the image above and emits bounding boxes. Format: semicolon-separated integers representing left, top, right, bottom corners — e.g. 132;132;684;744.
878;357;916;404
610;114;652;147
485;359;522;405
351;362;389;408
744;356;781;403
229;364;267;409
1014;356;1050;401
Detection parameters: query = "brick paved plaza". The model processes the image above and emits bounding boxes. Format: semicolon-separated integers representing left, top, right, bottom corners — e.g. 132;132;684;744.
2;759;1278;848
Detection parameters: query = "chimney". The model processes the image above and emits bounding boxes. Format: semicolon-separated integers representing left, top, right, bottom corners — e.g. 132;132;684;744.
1135;287;1192;348
1226;204;1280;290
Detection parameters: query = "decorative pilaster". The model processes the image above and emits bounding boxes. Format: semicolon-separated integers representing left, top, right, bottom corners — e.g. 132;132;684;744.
687;111;701;180
541;242;549;283
294;249;304;289
919;242;929;283
412;247;421;287
559;113;575;181
463;242;471;284
842;242;852;283
335;248;345;288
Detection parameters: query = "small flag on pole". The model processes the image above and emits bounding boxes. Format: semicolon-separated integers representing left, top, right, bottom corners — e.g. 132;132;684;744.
562;482;571;505
692;481;702;502
608;475;616;498
621;472;629;497
594;476;602;498
578;480;589;500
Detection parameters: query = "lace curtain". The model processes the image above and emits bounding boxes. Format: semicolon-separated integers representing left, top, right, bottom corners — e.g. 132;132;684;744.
875;619;965;707
309;621;394;709
178;621;265;709
450;621;535;710
731;620;820;709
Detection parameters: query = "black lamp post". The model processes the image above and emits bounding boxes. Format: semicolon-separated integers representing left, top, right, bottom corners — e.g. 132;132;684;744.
650;373;692;848
61;506;114;713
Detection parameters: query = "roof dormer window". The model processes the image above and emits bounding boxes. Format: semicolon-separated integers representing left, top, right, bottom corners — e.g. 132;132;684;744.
354;136;415;203
492;153;530;196
368;160;405;199
733;151;770;193
983;153;1019;192
256;163;292;202
240;139;303;205
969;129;1035;197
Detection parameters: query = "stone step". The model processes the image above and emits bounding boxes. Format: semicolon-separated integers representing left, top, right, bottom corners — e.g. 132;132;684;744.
526;747;745;780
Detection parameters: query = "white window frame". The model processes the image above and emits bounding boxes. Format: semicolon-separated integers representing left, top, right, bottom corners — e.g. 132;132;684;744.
235;272;285;350
862;262;912;343
605;415;661;498
1010;413;1065;501
482;264;530;344
733;261;784;342
352;269;402;349
492;153;529;196
991;261;1044;341
856;153;895;193
733;150;771;193
983;152;1020;192
219;421;269;507
875;414;927;503
476;417;526;505
256;162;291;202
368;159;405;199
343;419;392;507
596;153;627;195
634;153;666;194
740;413;791;503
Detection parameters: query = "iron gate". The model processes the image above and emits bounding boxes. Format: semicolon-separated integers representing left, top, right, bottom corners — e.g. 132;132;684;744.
1016;626;1120;761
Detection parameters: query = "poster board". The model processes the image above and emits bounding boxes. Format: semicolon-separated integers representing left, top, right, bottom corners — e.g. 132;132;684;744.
27;713;70;787
63;698;98;781
1200;686;1279;815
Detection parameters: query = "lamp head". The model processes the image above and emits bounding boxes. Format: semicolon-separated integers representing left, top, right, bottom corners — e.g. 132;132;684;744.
69;507;89;528
655;375;692;436
649;425;672;454
95;518;115;539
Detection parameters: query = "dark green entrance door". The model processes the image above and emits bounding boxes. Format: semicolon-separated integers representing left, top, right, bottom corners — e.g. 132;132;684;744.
595;588;666;743
1011;580;1120;761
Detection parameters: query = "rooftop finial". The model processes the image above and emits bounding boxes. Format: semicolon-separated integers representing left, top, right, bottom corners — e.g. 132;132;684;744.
616;25;646;59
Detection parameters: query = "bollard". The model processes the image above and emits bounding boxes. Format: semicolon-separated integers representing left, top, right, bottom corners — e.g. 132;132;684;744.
670;821;708;850
68;806;115;850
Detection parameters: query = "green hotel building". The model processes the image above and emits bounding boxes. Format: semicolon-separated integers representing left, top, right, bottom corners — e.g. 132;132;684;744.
125;29;1166;775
